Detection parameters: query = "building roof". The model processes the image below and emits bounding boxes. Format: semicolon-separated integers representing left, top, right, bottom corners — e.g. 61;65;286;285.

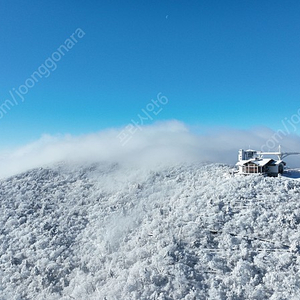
273;160;286;166
236;158;274;167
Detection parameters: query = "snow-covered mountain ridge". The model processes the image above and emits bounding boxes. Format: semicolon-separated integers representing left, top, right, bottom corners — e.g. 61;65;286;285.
1;163;300;299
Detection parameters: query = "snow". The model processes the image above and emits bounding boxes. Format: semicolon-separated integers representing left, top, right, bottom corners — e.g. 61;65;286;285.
1;162;300;299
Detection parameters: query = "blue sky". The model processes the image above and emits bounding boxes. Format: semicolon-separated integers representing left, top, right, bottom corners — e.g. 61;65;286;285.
1;0;300;147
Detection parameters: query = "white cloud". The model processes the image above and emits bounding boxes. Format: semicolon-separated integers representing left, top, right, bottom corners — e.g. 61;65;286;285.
1;120;300;178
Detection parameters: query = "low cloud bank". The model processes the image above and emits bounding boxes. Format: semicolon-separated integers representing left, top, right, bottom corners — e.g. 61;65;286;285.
1;120;300;178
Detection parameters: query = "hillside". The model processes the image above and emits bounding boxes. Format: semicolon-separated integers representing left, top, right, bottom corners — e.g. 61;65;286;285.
1;163;300;299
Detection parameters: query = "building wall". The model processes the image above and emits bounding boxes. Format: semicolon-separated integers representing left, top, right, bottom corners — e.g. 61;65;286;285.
268;165;278;175
242;163;263;174
238;162;284;177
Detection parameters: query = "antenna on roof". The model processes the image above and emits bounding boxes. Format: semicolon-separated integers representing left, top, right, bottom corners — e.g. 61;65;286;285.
278;145;282;160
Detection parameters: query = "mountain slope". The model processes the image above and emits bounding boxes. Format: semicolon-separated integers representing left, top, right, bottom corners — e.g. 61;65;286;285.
1;163;300;299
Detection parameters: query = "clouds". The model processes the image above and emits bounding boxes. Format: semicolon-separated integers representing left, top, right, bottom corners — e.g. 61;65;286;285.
1;120;300;179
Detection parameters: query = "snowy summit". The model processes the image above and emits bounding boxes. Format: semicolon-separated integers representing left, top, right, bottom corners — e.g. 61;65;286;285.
1;162;300;299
